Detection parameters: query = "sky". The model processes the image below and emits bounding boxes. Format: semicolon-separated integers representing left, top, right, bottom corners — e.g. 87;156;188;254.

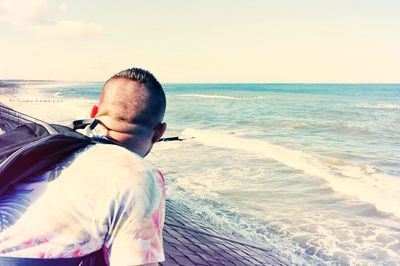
0;0;399;83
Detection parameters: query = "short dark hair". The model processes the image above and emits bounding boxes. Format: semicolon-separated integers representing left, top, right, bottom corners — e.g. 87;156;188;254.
110;68;163;93
99;68;166;128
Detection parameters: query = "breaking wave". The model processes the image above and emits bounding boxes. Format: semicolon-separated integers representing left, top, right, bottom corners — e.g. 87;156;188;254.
359;103;400;110
181;128;400;218
180;94;264;100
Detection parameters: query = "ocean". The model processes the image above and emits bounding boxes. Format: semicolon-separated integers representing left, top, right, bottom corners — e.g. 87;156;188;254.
2;82;400;265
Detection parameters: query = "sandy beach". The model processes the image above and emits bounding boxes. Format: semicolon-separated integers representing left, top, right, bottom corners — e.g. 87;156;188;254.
0;81;95;125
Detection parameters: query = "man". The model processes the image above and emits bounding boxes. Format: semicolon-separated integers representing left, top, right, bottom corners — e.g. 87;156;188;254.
0;68;167;265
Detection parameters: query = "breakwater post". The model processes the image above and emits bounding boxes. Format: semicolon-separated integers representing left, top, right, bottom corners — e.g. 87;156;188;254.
9;98;63;103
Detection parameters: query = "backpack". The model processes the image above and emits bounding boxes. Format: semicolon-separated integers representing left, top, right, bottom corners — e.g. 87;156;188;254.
0;104;113;266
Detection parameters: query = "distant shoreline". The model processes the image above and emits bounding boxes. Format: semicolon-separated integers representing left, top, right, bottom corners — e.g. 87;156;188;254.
0;81;19;95
0;81;19;88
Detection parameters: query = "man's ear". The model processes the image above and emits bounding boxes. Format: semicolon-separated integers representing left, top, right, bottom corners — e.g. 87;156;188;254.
152;122;167;143
90;105;98;118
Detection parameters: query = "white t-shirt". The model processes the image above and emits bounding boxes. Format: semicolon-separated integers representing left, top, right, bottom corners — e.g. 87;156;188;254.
0;143;166;265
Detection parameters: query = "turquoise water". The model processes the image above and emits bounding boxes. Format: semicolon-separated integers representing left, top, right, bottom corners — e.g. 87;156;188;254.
10;82;400;265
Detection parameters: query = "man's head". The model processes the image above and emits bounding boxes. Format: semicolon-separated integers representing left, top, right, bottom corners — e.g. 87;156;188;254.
91;68;167;157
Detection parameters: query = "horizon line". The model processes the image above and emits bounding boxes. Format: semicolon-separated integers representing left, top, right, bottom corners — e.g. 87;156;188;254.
1;79;400;85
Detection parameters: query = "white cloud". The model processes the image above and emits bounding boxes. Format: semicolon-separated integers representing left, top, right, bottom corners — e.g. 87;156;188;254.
0;0;102;39
0;0;49;26
34;20;103;39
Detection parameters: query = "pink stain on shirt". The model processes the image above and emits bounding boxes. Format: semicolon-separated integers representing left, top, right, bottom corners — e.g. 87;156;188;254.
21;239;33;247
144;251;157;262
151;211;161;229
72;248;81;257
37;238;48;244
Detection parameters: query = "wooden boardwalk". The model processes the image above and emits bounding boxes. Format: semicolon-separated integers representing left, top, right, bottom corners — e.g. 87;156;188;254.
163;200;289;266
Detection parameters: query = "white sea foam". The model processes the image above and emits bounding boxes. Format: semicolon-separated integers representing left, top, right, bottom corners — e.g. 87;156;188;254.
359;103;400;110
375;103;400;110
181;128;400;218
180;94;264;100
21;82;82;90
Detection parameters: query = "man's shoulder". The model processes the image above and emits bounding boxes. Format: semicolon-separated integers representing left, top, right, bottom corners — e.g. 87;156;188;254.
78;143;144;165
73;143;144;165
59;143;158;187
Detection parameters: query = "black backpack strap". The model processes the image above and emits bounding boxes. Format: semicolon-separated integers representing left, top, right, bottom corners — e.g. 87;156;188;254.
65;119;121;146
0;248;107;266
68;119;94;131
0;256;82;266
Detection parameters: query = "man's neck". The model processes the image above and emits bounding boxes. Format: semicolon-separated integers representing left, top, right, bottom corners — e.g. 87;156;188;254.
93;120;149;158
